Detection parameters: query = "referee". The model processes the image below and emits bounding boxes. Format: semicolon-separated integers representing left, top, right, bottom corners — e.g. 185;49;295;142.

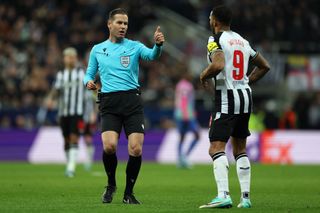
84;8;165;204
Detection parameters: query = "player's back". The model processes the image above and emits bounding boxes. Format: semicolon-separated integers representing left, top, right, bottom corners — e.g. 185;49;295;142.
207;31;258;114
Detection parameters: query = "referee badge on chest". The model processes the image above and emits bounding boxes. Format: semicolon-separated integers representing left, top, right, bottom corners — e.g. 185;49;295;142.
120;56;130;68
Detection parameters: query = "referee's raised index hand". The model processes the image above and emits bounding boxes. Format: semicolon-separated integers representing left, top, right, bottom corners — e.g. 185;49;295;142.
154;26;165;46
86;80;97;90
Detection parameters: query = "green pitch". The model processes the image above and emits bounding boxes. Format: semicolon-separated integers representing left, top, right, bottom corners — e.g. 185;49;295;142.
1;163;320;213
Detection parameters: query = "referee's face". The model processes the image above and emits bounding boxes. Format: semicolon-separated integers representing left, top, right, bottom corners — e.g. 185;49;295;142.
108;14;128;40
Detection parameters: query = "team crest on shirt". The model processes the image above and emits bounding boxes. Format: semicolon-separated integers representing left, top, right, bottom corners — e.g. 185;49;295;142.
120;56;130;68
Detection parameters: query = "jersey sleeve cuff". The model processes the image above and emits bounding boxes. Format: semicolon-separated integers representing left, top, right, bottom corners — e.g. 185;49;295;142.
250;52;259;62
83;77;91;86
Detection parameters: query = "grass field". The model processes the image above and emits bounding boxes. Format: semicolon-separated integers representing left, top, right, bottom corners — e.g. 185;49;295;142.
1;162;320;213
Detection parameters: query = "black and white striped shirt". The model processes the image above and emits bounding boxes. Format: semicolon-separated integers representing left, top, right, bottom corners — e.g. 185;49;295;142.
207;31;258;114
54;68;85;117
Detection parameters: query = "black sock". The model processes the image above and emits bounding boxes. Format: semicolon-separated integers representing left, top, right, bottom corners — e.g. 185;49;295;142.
124;155;142;195
102;152;118;186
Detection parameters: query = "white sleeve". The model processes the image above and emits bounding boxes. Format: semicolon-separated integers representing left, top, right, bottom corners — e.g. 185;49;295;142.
207;36;223;58
54;72;62;89
248;43;258;61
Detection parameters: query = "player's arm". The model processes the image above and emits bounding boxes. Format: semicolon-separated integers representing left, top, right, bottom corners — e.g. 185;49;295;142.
44;71;62;108
248;53;270;85
44;83;59;109
47;88;58;100
200;51;225;86
84;46;98;90
139;26;164;60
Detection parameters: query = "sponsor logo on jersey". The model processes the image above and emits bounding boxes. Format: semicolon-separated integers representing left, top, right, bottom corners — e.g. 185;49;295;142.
96;51;109;56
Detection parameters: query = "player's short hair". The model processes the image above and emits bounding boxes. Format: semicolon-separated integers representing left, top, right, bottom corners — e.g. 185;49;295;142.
63;47;77;56
108;8;128;20
211;5;232;26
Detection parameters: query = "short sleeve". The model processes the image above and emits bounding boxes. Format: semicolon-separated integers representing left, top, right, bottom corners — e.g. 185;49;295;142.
54;72;62;89
248;43;258;61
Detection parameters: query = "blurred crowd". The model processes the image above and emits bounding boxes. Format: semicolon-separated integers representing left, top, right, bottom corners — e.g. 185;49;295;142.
0;0;320;130
250;92;320;131
157;0;320;53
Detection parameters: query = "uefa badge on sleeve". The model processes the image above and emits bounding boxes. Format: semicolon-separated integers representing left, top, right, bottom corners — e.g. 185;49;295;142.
120;56;130;68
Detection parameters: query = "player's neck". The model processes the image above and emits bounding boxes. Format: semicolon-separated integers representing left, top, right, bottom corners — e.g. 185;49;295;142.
65;65;75;70
217;26;231;33
109;35;124;43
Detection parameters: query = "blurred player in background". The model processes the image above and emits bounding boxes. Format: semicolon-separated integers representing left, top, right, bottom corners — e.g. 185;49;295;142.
47;47;94;178
84;8;165;204
199;6;270;209
174;73;199;168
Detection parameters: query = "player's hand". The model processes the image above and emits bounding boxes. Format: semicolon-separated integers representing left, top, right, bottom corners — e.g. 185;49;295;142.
154;26;165;46
86;80;97;90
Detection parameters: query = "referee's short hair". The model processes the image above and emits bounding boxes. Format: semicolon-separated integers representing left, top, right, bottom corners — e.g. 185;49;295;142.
108;8;128;20
211;5;232;26
63;47;77;56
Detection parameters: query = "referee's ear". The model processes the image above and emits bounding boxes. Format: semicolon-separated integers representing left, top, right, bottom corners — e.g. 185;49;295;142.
107;18;113;30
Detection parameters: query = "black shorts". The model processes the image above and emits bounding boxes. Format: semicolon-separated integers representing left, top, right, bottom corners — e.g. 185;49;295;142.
59;116;82;138
209;113;251;142
99;89;145;137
